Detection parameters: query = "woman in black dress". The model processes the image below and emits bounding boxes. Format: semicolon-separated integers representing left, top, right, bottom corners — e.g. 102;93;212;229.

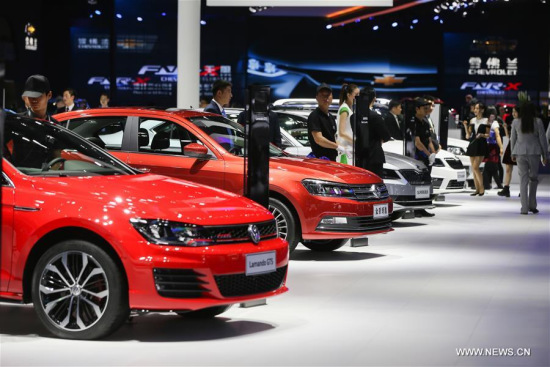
498;106;519;197
466;102;490;196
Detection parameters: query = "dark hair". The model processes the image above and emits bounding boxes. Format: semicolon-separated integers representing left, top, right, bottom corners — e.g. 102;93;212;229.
64;88;76;98
519;101;535;134
422;95;436;102
388;99;401;110
475;102;487;117
100;92;109;98
339;83;358;106
362;86;376;106
486;105;497;118
212;80;232;95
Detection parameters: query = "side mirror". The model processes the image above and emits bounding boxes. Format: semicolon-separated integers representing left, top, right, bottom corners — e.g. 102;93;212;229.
184;143;209;159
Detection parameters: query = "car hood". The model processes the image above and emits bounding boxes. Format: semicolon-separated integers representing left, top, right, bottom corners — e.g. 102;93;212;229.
269;156;381;184
384;152;428;171
27;173;273;225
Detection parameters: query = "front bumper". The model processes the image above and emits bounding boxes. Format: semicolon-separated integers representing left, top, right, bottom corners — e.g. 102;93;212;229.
125;237;289;311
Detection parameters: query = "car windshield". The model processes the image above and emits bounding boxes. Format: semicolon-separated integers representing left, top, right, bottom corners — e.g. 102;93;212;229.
188;115;285;157
2;114;136;177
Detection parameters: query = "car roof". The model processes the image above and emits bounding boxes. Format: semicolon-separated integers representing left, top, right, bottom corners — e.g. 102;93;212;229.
55;107;219;120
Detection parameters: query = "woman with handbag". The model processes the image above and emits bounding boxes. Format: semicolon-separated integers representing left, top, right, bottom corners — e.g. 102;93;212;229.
466;102;490;196
510;101;548;214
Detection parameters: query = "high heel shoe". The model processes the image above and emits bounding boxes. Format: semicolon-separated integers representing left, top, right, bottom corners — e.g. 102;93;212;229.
470;192;479;196
478;192;484;197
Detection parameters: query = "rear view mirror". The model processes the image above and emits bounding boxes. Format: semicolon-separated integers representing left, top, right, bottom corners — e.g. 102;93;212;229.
184;143;209;159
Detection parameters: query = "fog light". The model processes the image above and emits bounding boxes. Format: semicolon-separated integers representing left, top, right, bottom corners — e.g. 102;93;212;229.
320;217;347;225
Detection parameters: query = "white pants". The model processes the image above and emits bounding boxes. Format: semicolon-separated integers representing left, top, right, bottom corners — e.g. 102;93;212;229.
516;154;541;213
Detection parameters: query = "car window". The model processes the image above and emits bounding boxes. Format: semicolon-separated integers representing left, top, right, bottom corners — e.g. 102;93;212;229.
138;118;213;157
1;173;12;187
66;117;127;150
277;113;310;146
188;115;285;157
3;115;135;177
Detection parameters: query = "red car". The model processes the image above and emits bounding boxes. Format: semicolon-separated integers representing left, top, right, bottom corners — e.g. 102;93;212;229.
56;108;394;253
1;114;288;339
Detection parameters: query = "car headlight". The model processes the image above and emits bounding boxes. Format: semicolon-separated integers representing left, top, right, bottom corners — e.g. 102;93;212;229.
447;146;465;156
130;218;211;246
302;179;357;198
381;169;401;180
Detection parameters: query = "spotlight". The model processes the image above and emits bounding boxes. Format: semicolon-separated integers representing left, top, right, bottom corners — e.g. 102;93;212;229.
200;20;206;25
434;7;441;13
326;24;332;29
249;7;256;13
116;13;122;19
440;19;444;24
89;14;94;18
392;22;398;27
373;25;379;30
410;25;414;29
412;19;419;24
161;12;166;16
462;11;467;17
137;17;143;22
355;19;361;23
95;10;101;15
434;15;440;20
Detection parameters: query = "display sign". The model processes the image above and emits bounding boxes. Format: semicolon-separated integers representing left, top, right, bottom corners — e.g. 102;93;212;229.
468;56;518;76
415;186;430;199
246;251;276;276
24;23;38;51
373;204;389;219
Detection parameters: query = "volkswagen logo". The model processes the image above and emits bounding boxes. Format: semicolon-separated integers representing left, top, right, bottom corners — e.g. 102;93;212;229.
248;224;261;244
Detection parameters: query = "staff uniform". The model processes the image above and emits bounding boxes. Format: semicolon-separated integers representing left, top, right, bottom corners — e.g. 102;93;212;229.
307;107;337;161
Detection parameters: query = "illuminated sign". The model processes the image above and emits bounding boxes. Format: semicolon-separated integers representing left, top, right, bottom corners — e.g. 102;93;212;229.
373;74;406;86
200;64;232;96
24;23;38;51
468;57;518;76
460;81;522;95
77;36;109;50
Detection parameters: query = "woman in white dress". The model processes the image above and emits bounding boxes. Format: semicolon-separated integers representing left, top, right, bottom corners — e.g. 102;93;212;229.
336;83;359;164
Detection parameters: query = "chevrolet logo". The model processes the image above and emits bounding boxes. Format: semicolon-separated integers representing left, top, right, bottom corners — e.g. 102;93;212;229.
374;74;406;86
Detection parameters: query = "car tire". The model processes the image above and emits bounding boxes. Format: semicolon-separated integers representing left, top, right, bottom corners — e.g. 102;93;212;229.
391;211;404;221
175;305;232;318
269;197;299;253
31;240;129;340
301;239;347;252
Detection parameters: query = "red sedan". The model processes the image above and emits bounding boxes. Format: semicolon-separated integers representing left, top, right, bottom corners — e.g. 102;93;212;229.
1;113;288;339
56;108;394;252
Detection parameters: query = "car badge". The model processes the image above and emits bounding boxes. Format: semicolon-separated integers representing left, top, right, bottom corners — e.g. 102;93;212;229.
248;224;261;244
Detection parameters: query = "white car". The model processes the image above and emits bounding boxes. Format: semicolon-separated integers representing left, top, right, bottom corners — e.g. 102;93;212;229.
446;137;482;189
383;140;467;195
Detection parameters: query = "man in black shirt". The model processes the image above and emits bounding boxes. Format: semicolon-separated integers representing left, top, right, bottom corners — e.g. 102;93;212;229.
307;83;340;161
384;99;404;140
414;97;436;217
19;75;58;123
354;86;391;177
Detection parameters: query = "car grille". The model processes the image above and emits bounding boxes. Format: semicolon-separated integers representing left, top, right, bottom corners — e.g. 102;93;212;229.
316;215;392;232
214;266;287;297
204;220;277;244
351;183;390;201
445;158;464;169
447;180;465;189
392;196;433;207
153;268;209;298
432;178;443;189
399;169;432;185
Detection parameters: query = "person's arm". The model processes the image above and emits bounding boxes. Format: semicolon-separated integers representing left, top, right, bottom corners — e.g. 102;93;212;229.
312;131;338;150
537;120;548;165
465;121;473;140
510;122;517;162
493;124;503;156
338;111;353;144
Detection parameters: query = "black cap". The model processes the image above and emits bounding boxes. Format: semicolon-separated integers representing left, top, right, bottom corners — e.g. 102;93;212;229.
316;83;332;95
415;98;430;108
22;75;51;98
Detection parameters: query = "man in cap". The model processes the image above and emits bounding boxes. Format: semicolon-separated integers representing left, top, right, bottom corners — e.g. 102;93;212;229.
307;83;345;161
20;75;58;123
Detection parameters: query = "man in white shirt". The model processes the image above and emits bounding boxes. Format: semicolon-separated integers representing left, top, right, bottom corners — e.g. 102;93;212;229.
62;88;77;112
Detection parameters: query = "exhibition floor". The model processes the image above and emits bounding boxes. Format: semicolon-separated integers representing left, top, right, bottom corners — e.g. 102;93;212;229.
1;179;549;367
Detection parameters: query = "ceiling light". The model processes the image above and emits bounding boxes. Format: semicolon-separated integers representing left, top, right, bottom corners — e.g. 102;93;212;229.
392;22;398;27
116;13;122;19
412;18;419;24
200;20;206;25
326;24;333;29
137;17;143;22
95;10;101;15
373;25;379;30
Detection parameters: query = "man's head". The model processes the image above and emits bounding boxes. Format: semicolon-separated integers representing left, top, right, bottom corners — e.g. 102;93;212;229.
422;95;436;115
100;93;110;107
22;75;52;118
362;86;376;108
212;80;232;107
465;94;473;103
414;98;431;119
388;99;402;115
315;83;333;113
63;88;76;107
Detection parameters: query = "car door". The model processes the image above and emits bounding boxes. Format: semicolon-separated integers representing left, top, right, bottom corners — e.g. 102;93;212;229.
125;117;226;190
1;172;15;292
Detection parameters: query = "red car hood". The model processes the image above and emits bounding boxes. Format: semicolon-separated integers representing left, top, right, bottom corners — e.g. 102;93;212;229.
27;173;273;225
269;156;381;184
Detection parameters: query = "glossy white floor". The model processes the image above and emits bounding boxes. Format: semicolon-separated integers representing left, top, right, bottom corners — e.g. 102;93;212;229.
1;179;549;367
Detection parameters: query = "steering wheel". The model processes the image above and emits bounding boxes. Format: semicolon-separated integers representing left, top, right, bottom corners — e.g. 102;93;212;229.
41;157;66;171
